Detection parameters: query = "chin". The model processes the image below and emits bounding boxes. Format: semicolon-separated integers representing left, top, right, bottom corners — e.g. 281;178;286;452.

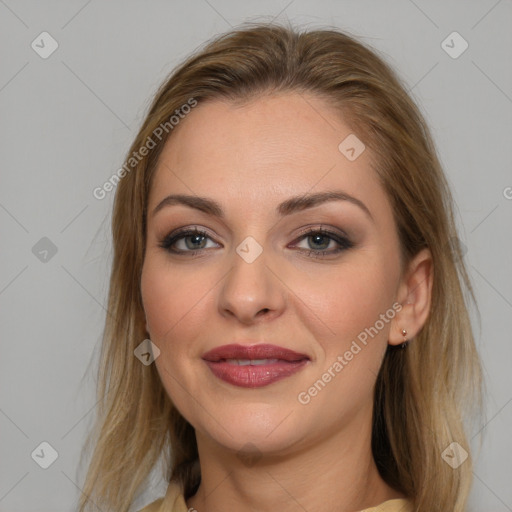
194;403;305;454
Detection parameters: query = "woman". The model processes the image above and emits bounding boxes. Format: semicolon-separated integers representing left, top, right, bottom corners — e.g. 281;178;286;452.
79;22;483;512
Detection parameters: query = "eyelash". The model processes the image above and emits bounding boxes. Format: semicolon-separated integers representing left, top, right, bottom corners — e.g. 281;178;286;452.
158;226;354;259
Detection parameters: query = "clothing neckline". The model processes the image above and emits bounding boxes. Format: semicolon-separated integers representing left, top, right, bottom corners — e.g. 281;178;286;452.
140;480;413;512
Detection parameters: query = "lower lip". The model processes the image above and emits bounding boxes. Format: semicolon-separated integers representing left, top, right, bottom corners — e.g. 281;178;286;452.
204;360;309;388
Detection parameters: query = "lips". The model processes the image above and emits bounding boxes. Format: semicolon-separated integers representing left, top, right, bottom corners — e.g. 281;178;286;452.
202;343;310;388
202;343;309;362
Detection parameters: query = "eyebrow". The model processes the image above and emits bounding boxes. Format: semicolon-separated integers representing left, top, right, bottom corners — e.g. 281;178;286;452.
151;190;373;222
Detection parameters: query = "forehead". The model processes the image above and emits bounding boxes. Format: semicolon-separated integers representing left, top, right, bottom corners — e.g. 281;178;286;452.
148;92;389;220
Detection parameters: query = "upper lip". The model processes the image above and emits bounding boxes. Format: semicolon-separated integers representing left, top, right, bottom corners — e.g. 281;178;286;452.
202;343;310;362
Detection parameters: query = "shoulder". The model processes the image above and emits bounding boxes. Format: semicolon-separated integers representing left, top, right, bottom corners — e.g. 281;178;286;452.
137;481;189;512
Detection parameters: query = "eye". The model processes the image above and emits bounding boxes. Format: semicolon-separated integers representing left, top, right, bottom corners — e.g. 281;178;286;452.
159;225;354;258
291;227;354;258
158;227;219;255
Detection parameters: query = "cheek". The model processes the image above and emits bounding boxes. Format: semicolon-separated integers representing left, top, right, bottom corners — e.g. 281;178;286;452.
141;258;210;413
300;259;400;401
307;258;397;342
140;258;209;350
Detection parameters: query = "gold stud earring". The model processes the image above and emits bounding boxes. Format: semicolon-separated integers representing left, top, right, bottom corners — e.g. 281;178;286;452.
401;328;408;349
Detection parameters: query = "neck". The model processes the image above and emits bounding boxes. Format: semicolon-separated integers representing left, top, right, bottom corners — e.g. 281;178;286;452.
186;413;405;512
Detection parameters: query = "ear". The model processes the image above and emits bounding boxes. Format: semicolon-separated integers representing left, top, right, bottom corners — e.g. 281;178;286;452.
389;248;434;346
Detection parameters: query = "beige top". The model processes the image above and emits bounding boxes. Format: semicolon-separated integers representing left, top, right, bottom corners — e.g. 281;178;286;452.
138;481;413;512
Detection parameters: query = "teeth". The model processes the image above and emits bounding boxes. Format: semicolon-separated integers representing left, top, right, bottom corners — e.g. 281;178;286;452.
225;358;280;366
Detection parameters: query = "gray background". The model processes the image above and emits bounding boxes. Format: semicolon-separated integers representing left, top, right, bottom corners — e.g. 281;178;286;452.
1;1;511;511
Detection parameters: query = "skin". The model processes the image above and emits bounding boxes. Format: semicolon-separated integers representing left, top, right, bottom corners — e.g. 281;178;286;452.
140;92;433;512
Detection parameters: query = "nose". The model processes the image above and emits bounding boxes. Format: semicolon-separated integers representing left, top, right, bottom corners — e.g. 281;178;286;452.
218;244;285;325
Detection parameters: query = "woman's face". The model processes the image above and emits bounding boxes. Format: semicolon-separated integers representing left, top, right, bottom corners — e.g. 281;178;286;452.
141;92;404;456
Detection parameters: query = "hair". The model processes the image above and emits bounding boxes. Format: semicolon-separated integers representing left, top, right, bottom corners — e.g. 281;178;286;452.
79;21;484;512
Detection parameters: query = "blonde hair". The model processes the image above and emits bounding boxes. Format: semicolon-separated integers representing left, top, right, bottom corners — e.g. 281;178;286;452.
79;21;484;512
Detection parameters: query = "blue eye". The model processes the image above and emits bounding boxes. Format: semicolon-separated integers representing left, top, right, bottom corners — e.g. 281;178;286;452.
292;227;354;258
159;226;353;258
159;228;216;255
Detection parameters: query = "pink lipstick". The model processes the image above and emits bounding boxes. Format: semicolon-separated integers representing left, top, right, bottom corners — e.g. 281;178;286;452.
202;343;309;388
